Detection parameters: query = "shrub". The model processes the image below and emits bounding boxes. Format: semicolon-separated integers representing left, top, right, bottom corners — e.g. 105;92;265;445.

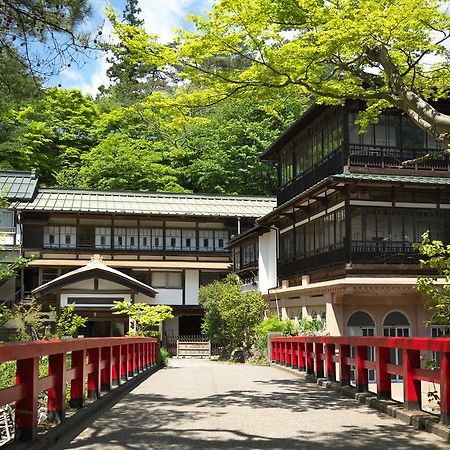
158;347;170;367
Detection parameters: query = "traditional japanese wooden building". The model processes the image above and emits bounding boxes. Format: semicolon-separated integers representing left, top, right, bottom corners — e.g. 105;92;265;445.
12;189;275;337
229;101;450;339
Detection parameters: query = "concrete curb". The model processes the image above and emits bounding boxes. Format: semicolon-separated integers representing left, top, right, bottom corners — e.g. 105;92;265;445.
8;365;160;450
272;363;450;443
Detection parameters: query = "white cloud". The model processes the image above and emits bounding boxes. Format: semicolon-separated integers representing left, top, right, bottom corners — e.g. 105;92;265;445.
138;0;207;42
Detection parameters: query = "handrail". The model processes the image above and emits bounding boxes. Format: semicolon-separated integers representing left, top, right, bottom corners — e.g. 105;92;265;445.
0;337;159;442
270;336;450;425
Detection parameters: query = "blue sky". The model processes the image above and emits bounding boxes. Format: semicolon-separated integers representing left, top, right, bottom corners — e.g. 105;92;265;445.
48;0;211;95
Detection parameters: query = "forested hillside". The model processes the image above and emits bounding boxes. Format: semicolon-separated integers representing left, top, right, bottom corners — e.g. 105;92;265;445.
0;0;308;195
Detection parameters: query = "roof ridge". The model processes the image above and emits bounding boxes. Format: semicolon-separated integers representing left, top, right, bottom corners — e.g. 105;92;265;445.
35;188;276;201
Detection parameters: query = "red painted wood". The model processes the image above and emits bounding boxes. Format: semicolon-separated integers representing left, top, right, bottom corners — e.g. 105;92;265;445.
15;357;39;442
305;342;314;375
314;342;325;378
100;347;112;392
440;352;450;425
376;347;391;400
325;344;336;381
355;345;368;392
87;348;100;399
339;344;351;386
47;353;65;424
71;350;86;408
112;345;121;385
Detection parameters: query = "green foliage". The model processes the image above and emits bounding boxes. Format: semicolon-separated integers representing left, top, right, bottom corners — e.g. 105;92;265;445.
415;231;450;328
199;275;266;354
254;315;326;360
8;300;50;341
52;304;87;338
170;0;450;144
111;301;173;337
158;347;170;367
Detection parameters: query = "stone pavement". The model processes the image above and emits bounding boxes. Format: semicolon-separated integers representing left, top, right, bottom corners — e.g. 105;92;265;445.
51;358;449;449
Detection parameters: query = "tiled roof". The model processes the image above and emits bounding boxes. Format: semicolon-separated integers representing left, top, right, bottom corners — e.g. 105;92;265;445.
0;171;38;201
14;189;277;218
333;173;450;185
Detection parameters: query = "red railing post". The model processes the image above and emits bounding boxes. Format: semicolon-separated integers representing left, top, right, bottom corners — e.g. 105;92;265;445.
47;353;66;424
70;350;86;409
376;346;391;400
403;349;421;410
120;344;127;380
440;351;450;425
15;357;39;441
315;342;325;378
128;343;134;377
101;346;112;392
286;341;292;367
325;343;336;381
111;345;121;385
355;345;368;392
305;342;314;375
339;344;350;386
143;342;148;369
87;348;100;399
298;341;305;371
271;338;276;363
292;342;298;369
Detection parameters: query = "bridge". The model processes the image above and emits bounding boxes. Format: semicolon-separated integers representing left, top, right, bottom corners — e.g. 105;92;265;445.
0;336;449;448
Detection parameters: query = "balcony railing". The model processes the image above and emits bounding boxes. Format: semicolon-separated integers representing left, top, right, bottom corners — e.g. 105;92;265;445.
349;144;450;170
278;246;345;278
351;240;419;265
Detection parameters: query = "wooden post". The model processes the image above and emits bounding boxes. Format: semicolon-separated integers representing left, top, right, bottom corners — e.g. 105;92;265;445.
325;344;336;381
128;343;134;377
87;348;100;399
315;342;325;378
120;344;128;381
339;344;351;386
112;345;121;386
101;346;112;392
403;349;421;410
47;353;66;424
355;345;368;392
305;342;314;375
298;341;305;371
440;351;450;425
376;346;391;400
15;357;39;441
70;350;86;409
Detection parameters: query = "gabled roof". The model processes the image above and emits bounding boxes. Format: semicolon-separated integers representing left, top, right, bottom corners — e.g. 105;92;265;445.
0;170;38;201
14;189;276;218
32;256;158;298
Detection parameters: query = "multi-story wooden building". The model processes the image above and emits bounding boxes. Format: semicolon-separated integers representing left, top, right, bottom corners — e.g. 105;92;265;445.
229;101;450;339
12;188;275;337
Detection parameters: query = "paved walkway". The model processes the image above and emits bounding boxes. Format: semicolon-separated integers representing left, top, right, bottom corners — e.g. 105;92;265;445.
53;359;448;449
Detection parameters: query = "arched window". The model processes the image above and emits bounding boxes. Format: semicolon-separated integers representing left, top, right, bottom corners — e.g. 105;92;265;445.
347;311;375;328
383;311;410;327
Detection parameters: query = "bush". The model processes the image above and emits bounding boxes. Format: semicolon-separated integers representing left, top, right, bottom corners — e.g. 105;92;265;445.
158;347;170;367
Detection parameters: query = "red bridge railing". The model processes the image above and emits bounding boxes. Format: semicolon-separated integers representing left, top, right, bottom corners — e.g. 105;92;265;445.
0;337;159;442
271;336;450;425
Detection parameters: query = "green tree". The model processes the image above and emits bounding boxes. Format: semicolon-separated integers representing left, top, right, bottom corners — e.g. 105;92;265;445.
174;0;450;151
0;0;93;82
199;275;266;354
1;88;99;185
70;133;188;192
111;301;173;337
98;4;169;105
52;304;87;338
415;231;450;330
182;95;308;194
